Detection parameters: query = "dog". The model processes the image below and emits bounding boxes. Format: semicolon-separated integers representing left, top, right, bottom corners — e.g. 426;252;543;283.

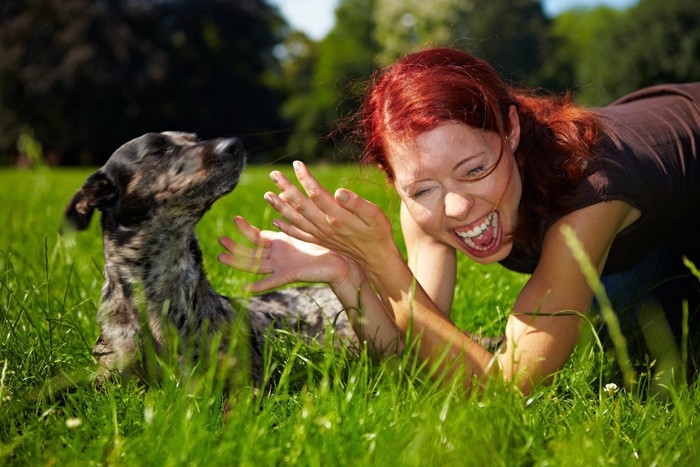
63;131;356;387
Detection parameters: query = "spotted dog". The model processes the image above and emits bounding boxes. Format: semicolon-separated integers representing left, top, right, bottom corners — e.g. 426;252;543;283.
64;132;355;386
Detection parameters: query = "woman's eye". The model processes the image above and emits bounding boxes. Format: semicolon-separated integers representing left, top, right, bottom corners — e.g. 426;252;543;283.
411;188;432;199
465;165;487;179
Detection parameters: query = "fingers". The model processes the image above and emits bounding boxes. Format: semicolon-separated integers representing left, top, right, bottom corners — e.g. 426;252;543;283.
217;251;267;273
334;188;382;226
291;161;338;212
268;162;374;236
269;163;347;225
217;238;271;274
294;161;383;229
270;218;321;245
218;235;260;260
245;275;289;294
233;215;271;247
264;190;319;236
218;217;272;274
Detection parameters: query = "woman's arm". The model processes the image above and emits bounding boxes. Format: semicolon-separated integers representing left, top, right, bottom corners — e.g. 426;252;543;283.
263;163;497;388
218;216;402;351
498;200;639;393
400;202;456;316
263;162;638;393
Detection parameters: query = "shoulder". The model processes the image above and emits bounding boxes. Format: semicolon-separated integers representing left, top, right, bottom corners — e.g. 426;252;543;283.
510;201;637;318
540;200;640;274
606;82;700;107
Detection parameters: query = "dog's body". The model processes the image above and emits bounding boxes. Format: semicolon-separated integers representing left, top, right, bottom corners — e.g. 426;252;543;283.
64;132;355;385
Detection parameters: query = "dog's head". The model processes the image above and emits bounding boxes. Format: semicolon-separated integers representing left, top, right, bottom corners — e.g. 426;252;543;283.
64;131;245;231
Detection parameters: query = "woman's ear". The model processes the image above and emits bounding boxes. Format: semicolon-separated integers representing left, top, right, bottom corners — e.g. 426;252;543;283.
507;104;521;152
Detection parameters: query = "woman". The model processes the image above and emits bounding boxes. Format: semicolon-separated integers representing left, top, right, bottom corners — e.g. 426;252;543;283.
218;48;700;394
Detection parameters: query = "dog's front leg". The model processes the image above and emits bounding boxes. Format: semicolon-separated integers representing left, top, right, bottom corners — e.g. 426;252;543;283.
93;302;142;386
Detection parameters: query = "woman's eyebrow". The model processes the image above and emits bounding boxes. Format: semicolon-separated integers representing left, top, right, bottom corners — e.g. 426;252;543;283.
452;151;486;172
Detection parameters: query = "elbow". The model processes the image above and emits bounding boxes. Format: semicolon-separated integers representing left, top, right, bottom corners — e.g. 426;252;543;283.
495;355;557;396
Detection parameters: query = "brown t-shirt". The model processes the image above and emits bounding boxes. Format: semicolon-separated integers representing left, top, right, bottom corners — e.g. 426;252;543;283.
500;83;700;275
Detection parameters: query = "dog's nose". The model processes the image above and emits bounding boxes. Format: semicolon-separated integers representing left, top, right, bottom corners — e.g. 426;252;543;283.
216;138;245;158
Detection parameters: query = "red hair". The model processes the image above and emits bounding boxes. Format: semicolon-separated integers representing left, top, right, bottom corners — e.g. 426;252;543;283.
356;47;602;245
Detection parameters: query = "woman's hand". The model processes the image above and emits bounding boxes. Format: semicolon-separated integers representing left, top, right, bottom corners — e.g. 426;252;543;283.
263;161;398;270
217;215;361;293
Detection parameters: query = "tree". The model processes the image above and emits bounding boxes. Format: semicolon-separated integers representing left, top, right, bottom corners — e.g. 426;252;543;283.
605;0;700;97
0;0;288;165
280;0;380;161
372;0;471;66
461;0;552;87
372;0;551;87
544;0;700;106
544;6;626;105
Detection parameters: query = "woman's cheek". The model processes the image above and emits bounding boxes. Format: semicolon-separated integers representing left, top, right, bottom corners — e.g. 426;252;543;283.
410;204;439;232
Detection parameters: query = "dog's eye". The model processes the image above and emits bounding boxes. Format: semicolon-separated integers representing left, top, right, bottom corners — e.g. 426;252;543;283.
148;137;170;157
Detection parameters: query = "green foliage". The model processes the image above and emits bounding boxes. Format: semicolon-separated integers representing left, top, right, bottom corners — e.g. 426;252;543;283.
460;0;552;87
0;0;288;165
605;0;700;95
544;6;625;103
279;0;380;162
372;0;552;85
1;166;699;465
547;0;700;106
3;0;700;165
372;0;472;66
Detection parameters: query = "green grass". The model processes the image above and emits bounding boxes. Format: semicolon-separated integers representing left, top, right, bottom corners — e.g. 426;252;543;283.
1;166;698;466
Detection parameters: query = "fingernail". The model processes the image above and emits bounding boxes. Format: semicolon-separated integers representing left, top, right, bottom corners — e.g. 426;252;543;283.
293;160;302;171
270;171;279;183
336;189;348;202
271;219;280;229
264;192;274;204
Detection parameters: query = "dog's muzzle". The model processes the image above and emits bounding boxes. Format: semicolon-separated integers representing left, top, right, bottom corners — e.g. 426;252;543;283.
215;138;245;159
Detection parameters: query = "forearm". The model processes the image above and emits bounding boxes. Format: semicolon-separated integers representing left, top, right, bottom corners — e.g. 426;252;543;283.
327;262;402;353
401;202;456;316
363;247;499;388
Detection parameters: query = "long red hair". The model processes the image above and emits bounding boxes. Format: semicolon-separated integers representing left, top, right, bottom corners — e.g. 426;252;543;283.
356;47;601;245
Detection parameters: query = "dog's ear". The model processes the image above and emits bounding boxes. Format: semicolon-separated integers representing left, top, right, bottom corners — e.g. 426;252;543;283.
63;171;119;231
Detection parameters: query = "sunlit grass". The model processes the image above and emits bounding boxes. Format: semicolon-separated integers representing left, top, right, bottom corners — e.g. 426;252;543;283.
1;166;698;466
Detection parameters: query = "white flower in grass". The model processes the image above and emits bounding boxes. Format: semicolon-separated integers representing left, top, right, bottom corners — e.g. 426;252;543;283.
144;405;155;425
604;383;619;395
66;418;82;428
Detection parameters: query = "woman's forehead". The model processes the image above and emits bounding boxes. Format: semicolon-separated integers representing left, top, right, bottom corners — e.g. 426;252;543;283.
385;122;498;177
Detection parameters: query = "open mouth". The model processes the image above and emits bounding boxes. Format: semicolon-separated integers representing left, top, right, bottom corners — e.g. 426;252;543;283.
454;211;503;258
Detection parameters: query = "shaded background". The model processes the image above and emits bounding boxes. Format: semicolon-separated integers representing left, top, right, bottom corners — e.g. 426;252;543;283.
1;0;698;166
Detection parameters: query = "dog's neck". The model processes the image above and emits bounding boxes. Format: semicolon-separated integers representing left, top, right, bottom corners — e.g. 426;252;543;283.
100;213;225;328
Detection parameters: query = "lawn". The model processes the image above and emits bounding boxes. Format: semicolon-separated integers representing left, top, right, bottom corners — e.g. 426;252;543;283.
1;165;698;466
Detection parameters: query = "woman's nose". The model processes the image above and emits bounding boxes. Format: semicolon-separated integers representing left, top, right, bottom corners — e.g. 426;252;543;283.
444;191;472;219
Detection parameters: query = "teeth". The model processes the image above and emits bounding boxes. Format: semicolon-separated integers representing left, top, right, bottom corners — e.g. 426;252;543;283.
456;212;497;239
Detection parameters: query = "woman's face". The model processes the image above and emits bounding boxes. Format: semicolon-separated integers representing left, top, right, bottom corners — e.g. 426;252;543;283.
387;112;522;264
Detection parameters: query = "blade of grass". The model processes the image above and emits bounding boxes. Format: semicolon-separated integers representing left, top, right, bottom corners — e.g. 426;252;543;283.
561;225;636;390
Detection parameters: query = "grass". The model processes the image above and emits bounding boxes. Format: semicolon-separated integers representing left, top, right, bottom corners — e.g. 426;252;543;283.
1;165;698;466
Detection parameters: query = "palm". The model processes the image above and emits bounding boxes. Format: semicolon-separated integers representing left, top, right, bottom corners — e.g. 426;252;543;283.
259;230;343;285
218;216;353;292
